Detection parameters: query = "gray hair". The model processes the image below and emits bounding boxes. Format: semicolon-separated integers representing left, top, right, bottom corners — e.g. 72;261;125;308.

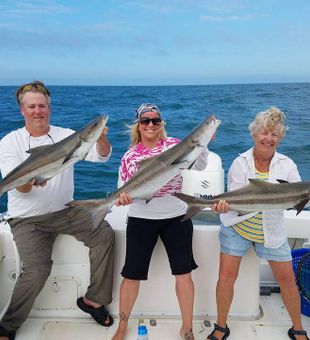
16;80;51;106
249;106;288;138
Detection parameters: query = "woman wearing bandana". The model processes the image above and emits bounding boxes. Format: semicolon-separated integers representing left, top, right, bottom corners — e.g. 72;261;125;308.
112;103;211;340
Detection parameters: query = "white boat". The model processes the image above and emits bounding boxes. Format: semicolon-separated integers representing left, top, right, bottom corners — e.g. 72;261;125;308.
0;152;309;339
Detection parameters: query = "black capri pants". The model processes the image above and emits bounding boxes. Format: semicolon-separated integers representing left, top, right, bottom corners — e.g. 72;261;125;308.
121;215;198;280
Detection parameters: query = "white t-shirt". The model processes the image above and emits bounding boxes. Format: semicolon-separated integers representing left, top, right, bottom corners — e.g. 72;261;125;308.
0;126;111;218
119;137;209;220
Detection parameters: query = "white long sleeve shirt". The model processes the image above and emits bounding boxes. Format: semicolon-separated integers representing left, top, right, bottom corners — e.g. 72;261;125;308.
0;126;111;218
220;147;301;248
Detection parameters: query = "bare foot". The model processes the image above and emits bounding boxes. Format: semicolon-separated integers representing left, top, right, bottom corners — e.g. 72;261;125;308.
112;325;127;340
180;327;194;340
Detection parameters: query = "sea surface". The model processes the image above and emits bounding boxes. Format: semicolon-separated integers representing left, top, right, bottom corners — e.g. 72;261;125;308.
0;83;310;213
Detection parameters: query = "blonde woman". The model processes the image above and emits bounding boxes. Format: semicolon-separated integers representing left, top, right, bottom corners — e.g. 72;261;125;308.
112;103;210;340
209;107;308;340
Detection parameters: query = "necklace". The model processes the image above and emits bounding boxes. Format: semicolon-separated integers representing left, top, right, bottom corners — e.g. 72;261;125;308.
28;133;55;150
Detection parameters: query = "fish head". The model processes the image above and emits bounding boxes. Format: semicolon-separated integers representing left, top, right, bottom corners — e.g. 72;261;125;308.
191;115;221;147
78;115;109;143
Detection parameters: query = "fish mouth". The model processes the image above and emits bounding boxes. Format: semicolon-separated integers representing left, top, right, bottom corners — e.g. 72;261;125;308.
208;115;221;124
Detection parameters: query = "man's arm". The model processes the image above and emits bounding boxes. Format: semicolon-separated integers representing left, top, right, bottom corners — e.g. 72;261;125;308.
96;127;111;157
85;127;112;162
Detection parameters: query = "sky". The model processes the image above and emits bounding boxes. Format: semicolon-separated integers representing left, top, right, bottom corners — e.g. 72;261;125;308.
0;0;310;86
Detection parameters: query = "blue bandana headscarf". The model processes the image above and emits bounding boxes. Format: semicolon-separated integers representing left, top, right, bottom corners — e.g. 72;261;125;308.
135;103;161;118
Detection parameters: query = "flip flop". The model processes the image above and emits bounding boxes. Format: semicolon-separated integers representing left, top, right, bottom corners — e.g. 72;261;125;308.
77;297;114;327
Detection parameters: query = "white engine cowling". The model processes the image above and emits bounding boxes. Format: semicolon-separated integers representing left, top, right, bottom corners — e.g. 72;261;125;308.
182;151;224;198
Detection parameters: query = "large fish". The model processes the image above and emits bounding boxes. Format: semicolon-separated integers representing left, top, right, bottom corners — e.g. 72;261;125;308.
0;115;108;197
175;179;310;220
67;115;221;227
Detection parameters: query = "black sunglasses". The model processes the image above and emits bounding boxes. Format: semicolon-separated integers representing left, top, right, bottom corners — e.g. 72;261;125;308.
139;117;162;125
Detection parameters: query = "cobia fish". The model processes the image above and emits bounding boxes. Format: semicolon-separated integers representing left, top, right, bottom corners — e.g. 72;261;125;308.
67;115;221;227
175;179;310;220
0;115;108;197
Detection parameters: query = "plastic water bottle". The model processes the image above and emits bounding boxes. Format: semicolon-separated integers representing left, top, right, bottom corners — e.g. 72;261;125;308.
137;324;148;340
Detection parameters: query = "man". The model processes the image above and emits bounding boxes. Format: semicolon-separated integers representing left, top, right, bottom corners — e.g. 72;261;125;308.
0;81;115;340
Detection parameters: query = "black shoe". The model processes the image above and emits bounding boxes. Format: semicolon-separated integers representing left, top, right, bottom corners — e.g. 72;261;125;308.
288;327;309;340
207;323;230;340
76;297;113;327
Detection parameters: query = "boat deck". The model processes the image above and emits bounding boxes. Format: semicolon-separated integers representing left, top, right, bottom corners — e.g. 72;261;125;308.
16;293;310;339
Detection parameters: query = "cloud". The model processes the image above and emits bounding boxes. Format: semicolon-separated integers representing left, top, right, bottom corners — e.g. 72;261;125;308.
200;14;253;21
122;0;250;14
0;0;72;18
200;0;248;13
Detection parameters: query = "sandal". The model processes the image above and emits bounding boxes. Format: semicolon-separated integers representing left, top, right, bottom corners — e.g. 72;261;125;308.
77;297;113;327
288;327;309;340
0;325;16;340
207;323;230;340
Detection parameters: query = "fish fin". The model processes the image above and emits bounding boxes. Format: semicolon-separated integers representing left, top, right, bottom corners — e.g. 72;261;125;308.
171;148;196;167
276;179;289;184
182;206;202;221
26;144;53;154
63;141;83;164
187;160;196;170
294;199;309;215
81;152;89;160
135;156;162;172
248;178;273;187
66;198;113;229
175;192;202;204
174;193;205;220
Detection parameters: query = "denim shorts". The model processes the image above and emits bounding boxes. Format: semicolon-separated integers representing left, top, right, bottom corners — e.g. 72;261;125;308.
219;225;292;262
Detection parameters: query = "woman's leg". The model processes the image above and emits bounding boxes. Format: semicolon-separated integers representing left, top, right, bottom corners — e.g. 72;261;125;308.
112;278;140;340
175;273;195;339
211;253;242;339
269;260;308;340
159;216;197;339
113;217;158;339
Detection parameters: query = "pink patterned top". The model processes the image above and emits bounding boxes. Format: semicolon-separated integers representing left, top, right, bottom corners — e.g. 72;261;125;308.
120;137;182;197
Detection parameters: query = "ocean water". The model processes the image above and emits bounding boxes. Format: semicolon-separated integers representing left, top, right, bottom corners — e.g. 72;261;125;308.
0;83;309;213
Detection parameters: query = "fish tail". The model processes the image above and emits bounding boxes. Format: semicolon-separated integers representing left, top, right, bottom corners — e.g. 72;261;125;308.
175;192;206;221
66;198;113;229
182;206;204;221
0;186;4;198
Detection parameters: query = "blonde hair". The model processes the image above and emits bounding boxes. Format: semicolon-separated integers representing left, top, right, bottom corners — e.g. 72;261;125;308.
249;106;288;138
128;120;167;147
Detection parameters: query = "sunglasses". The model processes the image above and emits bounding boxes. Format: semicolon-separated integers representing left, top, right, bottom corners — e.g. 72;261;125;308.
16;82;51;105
139;117;162;125
17;83;50;99
21;83;50;95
